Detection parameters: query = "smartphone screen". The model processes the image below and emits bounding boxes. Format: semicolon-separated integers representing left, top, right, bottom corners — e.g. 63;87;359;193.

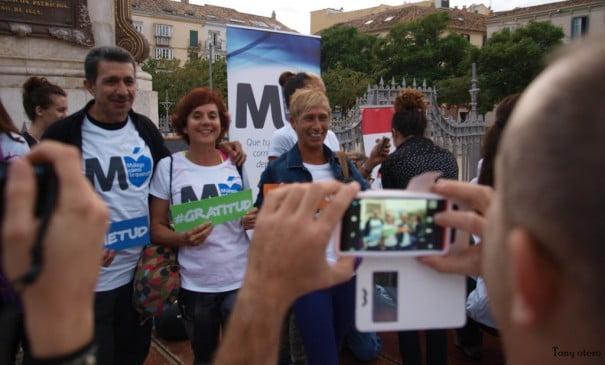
340;197;447;253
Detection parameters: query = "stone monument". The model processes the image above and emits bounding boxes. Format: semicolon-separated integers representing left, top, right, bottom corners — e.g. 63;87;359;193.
0;0;157;130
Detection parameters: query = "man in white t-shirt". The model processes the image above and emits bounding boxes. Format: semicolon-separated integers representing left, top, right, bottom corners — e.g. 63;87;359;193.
43;46;167;365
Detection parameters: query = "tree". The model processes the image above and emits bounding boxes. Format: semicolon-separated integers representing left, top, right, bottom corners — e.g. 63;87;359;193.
322;65;374;114
320;25;378;73
142;57;227;115
478;21;564;111
372;11;479;94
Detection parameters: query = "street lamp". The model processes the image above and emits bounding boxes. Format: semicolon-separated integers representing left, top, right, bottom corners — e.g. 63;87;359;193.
159;90;174;134
208;40;214;90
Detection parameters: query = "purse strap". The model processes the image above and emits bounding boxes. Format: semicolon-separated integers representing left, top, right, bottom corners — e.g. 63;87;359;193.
336;150;350;181
169;155;174;206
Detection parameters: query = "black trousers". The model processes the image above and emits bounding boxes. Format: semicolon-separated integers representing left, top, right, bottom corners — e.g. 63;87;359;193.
94;281;152;365
398;329;448;365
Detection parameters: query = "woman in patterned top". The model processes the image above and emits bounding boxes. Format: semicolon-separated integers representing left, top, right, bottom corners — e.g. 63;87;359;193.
380;89;458;190
380;89;458;365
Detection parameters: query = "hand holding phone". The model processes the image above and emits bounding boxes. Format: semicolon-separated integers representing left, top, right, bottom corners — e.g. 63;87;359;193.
338;190;451;256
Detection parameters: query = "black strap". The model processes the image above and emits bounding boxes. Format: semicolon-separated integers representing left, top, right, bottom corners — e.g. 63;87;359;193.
169;155;174;206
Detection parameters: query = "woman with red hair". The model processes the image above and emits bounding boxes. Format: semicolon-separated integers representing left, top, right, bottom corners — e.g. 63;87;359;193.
149;87;256;365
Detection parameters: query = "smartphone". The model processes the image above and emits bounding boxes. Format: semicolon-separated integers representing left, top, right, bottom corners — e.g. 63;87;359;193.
0;162;57;219
377;137;389;153
338;190;450;256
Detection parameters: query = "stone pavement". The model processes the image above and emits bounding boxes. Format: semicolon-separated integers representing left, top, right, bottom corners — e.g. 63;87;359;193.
144;329;505;365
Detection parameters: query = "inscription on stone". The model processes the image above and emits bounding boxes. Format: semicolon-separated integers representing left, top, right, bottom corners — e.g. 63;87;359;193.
0;0;94;47
0;0;74;27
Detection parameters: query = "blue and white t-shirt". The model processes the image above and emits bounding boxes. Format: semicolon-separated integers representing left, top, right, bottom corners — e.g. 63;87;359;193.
150;151;250;293
82;116;153;292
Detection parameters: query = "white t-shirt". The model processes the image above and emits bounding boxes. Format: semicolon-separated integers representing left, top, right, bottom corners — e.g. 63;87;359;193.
81;117;153;292
268;123;340;158
0;132;29;161
150;151;250;292
302;162;339;264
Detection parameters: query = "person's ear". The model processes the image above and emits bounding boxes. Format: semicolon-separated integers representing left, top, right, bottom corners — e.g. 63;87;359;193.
35;105;44;118
508;228;560;327
83;79;95;97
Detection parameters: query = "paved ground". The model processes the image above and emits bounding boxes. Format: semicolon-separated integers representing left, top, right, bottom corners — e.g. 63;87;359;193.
145;329;505;365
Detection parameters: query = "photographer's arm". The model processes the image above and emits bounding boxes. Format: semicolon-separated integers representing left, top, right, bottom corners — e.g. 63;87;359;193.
1;142;109;361
214;181;359;365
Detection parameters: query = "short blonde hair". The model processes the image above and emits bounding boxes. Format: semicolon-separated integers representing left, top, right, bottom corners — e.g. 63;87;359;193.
289;88;331;122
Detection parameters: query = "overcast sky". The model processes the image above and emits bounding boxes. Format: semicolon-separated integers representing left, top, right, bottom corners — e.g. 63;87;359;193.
189;0;564;34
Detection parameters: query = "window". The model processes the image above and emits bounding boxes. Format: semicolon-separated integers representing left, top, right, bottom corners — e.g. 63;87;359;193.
384;16;394;22
365;19;374;25
208;31;221;49
154;24;172;37
461;33;470;41
571;16;588;38
133;21;143;33
189;30;199;48
154;47;173;60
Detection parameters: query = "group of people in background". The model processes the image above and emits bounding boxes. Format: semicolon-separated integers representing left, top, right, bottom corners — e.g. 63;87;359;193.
3;33;602;365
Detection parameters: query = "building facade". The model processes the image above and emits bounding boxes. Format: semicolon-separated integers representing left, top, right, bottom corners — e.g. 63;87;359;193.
486;0;605;42
132;0;293;63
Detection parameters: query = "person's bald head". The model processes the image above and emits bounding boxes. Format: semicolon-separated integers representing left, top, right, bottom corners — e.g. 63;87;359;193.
490;33;605;345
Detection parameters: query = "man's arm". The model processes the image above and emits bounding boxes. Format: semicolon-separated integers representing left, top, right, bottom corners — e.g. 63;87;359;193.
214;181;360;364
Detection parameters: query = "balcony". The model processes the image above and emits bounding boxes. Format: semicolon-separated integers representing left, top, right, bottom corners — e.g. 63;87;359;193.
156;36;171;46
206;40;223;50
188;40;201;49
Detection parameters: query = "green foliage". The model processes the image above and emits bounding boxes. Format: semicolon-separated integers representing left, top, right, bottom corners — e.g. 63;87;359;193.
377;12;478;83
319;13;564;116
478;21;564;111
320;25;379;73
143;57;227;115
322;65;374;114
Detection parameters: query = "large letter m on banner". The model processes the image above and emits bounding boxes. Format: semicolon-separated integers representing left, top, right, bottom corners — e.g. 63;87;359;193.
235;83;284;129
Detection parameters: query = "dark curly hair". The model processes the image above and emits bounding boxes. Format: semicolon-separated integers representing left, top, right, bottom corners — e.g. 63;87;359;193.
391;89;427;137
22;76;66;122
171;87;230;146
478;93;521;187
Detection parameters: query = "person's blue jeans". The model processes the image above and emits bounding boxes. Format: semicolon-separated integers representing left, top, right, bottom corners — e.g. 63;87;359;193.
178;288;238;365
94;281;152;365
293;277;356;365
345;329;382;361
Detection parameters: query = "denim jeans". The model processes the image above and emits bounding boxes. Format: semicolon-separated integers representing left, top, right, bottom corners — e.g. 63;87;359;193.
293;277;356;365
94;281;152;365
178;288;238;365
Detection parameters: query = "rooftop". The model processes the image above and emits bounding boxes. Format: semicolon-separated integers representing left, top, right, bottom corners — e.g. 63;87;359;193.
132;0;295;32
339;6;487;34
490;0;602;18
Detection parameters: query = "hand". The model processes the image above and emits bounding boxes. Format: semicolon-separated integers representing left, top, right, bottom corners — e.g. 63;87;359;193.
1;141;109;358
101;249;116;266
181;221;213;246
219;141;247;166
367;138;390;166
242;207;258;230
245;181;360;304
417;180;493;276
